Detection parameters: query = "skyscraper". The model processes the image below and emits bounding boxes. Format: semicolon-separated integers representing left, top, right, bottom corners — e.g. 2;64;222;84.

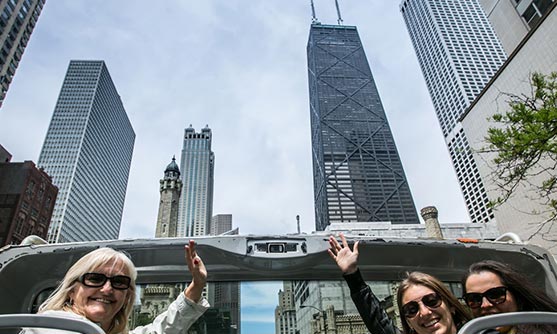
177;125;214;237
0;0;45;108
207;214;241;333
155;157;182;238
207;214;240;332
307;23;419;231
400;0;507;224
210;214;232;235
38;60;135;243
462;3;557;255
275;282;297;334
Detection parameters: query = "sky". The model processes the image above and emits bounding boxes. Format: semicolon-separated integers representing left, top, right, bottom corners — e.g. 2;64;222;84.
0;0;470;239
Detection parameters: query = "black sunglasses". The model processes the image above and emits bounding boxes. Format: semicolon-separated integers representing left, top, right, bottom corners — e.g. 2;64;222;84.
462;286;507;309
79;272;131;290
401;292;443;318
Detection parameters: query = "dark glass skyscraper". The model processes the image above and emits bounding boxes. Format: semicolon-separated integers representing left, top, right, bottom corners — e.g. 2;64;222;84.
307;23;419;231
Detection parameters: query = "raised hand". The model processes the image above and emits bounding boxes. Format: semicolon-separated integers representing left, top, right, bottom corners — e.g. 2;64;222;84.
184;239;207;302
328;233;359;275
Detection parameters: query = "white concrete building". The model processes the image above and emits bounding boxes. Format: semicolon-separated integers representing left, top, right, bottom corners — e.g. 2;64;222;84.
400;0;508;225
461;3;557;255
38;60;135;243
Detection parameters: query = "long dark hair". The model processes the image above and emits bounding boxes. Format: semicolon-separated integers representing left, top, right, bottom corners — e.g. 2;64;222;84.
397;272;472;334
462;260;557;312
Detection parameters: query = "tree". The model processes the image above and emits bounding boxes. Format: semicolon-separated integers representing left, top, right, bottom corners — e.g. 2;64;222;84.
484;71;557;224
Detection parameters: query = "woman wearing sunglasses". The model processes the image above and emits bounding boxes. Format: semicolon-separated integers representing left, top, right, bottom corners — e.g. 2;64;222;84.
462;260;557;333
329;234;471;334
21;240;209;334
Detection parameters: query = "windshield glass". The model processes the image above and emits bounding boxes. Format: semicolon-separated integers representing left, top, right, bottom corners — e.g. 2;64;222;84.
128;280;463;334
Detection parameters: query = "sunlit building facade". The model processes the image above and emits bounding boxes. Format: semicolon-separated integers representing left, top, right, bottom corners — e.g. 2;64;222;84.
479;0;555;54
462;3;557;255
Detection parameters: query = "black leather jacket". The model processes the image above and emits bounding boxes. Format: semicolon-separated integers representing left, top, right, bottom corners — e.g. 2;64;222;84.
343;269;401;334
343;270;508;334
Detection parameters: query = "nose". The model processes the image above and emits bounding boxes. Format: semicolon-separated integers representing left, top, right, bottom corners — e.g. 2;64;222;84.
418;301;432;316
480;296;492;308
99;280;113;292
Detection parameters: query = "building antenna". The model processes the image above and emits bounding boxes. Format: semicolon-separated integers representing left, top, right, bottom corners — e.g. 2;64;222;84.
334;0;344;25
310;0;318;23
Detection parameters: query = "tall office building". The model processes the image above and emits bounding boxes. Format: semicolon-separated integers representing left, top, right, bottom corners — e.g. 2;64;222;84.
177;125;214;237
155;157;182;238
275;282;297;334
462;3;557;255
208;214;240;332
307;23;419;231
0;0;45;108
400;0;507;224
210;214;232;235
38;60;135;243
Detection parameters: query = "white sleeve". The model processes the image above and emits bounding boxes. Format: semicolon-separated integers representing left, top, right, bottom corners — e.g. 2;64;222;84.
130;293;210;334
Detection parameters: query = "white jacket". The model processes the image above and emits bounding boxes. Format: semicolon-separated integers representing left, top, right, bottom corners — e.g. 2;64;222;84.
21;293;210;334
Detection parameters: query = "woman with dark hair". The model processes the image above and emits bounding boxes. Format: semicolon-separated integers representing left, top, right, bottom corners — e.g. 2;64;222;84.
462;260;557;333
329;233;471;334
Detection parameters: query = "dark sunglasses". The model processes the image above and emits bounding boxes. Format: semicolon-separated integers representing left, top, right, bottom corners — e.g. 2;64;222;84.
79;272;131;290
401;292;443;318
462;286;507;309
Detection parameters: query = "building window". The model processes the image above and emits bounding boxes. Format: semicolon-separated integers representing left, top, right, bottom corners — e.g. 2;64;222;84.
26;180;35;198
517;0;554;28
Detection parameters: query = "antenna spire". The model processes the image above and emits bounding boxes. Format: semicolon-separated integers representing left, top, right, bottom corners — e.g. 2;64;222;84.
310;0;318;23
334;0;344;25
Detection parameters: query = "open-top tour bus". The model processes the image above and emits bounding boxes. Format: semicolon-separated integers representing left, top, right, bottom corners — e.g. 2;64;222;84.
0;234;556;334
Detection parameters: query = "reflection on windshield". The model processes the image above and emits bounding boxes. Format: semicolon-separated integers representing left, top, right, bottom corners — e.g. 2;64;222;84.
130;280;463;334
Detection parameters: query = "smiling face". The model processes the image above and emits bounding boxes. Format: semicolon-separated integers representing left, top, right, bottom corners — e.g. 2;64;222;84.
69;261;130;331
402;284;456;334
465;271;518;318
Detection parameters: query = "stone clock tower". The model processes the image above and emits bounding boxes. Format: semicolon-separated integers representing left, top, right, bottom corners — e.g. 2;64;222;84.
155;157;182;238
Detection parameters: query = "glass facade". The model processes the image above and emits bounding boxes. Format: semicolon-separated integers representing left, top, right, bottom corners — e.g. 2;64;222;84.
0;0;45;108
38;60;135;243
400;0;507;224
177;125;214;237
307;24;419;231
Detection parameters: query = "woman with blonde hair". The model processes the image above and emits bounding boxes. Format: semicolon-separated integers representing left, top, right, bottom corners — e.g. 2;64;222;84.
22;240;209;334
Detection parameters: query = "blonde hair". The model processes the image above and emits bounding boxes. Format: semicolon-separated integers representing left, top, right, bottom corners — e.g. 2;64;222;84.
39;248;137;334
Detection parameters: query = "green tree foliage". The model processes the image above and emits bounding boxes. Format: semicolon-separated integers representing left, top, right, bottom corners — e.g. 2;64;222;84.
485;71;557;221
